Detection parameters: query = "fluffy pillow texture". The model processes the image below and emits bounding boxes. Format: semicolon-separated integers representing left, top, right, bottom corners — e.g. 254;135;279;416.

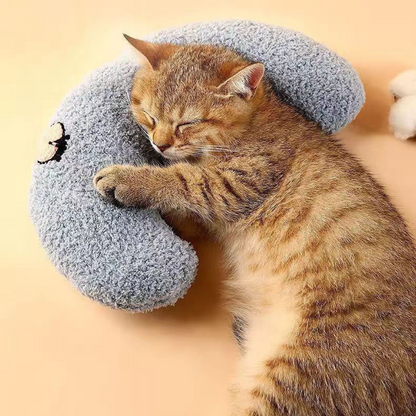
389;69;416;140
30;20;365;312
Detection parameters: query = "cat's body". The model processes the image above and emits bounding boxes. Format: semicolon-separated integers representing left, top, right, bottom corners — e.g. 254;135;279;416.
94;39;416;415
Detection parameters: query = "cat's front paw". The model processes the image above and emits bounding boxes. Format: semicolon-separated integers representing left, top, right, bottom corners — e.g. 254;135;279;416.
93;165;148;207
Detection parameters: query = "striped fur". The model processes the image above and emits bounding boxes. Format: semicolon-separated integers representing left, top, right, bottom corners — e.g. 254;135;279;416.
94;42;416;415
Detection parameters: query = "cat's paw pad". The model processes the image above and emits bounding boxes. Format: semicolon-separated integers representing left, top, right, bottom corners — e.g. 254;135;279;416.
93;165;138;207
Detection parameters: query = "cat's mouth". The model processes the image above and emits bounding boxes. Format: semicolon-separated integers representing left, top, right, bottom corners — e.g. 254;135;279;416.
150;141;196;161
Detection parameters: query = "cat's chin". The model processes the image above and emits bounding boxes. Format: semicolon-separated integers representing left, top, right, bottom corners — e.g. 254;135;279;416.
162;152;200;162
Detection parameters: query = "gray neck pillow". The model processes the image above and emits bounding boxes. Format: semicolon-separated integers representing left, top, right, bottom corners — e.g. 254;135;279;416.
29;20;365;312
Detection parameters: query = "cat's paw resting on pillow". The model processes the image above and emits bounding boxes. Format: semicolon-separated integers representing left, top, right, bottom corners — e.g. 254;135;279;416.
94;165;151;208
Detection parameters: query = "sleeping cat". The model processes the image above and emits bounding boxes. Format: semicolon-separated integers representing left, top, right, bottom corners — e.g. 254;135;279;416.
94;37;416;416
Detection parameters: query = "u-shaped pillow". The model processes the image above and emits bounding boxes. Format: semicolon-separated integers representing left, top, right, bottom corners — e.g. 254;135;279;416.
30;20;365;312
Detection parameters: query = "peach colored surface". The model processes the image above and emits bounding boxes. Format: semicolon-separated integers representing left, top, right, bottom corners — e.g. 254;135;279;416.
1;1;415;415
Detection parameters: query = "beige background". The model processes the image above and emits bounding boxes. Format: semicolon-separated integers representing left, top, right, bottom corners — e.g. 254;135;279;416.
1;1;415;415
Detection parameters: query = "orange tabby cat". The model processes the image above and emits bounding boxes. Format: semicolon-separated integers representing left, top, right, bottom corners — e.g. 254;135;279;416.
94;38;416;416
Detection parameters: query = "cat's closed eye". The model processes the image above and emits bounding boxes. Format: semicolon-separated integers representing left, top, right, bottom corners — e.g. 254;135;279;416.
177;119;205;134
142;110;157;128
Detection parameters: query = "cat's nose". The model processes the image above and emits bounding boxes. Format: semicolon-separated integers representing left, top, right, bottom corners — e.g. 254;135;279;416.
156;143;171;152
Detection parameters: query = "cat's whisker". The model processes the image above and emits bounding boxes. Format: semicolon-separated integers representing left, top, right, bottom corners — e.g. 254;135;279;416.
193;145;236;153
201;149;221;160
125;87;132;105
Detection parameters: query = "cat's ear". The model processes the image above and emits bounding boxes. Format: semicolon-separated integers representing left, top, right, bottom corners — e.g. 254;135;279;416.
217;63;265;100
123;34;178;70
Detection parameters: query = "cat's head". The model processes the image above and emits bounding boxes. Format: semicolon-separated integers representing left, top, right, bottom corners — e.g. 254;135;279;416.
125;35;265;160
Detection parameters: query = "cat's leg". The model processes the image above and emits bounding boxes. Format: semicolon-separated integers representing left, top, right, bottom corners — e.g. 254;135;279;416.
93;163;214;220
93;161;271;224
229;309;322;416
